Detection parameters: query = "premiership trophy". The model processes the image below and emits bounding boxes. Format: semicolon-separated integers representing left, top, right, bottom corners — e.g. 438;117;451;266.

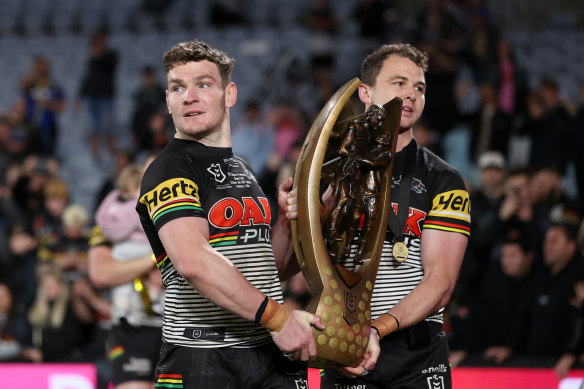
291;78;401;368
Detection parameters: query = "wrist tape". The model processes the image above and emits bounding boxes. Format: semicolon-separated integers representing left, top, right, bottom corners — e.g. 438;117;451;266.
258;298;289;333
371;312;400;340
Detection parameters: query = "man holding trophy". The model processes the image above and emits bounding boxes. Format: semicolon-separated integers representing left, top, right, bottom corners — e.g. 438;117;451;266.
286;43;470;388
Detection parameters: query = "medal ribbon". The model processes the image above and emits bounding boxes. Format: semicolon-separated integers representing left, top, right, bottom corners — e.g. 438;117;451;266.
388;141;416;242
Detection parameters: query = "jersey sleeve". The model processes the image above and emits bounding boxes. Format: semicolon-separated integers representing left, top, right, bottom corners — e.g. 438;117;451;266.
88;225;111;248
423;158;471;237
138;156;206;231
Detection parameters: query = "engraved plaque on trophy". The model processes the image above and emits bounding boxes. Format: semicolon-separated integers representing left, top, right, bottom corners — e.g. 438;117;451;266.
291;78;402;368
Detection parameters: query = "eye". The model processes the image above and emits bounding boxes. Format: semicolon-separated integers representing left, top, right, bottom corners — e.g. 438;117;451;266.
200;83;210;89
171;86;184;92
415;85;425;93
393;81;403;87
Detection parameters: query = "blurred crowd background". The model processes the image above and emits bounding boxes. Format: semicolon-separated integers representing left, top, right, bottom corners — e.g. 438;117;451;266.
0;0;584;386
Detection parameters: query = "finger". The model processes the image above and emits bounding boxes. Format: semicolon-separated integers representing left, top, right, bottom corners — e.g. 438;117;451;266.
280;177;294;192
310;314;324;329
299;345;309;362
308;338;317;360
364;356;377;371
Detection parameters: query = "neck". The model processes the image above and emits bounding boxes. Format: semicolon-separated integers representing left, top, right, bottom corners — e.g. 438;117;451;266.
175;115;232;148
396;129;413;152
551;257;572;276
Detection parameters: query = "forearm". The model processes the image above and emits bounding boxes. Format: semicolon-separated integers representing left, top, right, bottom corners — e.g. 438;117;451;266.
85;294;112;317
180;245;266;322
385;272;452;329
71;297;96;323
271;212;295;278
88;246;154;288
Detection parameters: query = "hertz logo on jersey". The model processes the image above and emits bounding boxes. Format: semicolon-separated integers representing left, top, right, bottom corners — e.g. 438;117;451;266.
209;197;272;229
426;189;471;236
140;178;202;225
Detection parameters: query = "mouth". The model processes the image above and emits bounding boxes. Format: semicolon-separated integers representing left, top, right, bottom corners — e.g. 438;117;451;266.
184;111;203;117
402;106;414;113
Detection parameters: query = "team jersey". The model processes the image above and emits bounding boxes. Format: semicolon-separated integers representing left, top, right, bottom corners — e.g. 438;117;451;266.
136;138;283;349
338;139;470;324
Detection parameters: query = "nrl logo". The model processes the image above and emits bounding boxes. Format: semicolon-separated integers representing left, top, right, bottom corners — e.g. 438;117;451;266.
411;178;426;193
294;379;308;389
207;163;226;183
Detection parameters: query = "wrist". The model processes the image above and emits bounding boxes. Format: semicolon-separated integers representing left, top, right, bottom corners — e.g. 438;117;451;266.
256;297;289;332
371;312;399;340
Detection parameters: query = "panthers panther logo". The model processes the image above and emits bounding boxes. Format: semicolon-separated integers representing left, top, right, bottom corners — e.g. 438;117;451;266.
207;163;226;183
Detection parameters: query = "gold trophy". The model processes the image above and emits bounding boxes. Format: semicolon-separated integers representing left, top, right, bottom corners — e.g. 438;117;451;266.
291;78;401;368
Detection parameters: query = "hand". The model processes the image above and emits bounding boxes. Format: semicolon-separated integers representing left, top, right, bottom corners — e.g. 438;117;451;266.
321;184;335;212
483;346;512;365
278;177;298;220
573;281;584;308
21;347;43;362
340;329;380;378
498;194;519;221
554;353;576;379
270;310;324;362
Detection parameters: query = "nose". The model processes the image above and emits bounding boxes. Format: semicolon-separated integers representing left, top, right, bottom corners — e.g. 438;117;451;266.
184;87;199;103
404;85;416;102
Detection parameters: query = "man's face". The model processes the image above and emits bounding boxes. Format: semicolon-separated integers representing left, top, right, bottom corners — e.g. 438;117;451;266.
501;243;530;278
360;55;426;132
480;167;504;191
166;60;236;140
543;226;573;268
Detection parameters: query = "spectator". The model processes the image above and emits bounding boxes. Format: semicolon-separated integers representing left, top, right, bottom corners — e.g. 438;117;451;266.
529;164;582;227
0;283;26;361
2;101;41;158
480;231;537;365
466;82;513;163
92;163;163;388
519;223;584;363
131;65;165;153
21;265;95;362
20;56;65;156
494;39;528;116
79;29;118;159
528;77;574;174
449;151;507;361
43;204;90;277
574;83;584;202
231;102;275;177
497;168;549;260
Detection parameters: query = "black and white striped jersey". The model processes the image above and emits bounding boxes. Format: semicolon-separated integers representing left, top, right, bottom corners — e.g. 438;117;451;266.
338;139;470;324
137;138;283;349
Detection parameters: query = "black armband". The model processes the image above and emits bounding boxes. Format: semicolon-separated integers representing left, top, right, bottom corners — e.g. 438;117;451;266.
254;296;270;324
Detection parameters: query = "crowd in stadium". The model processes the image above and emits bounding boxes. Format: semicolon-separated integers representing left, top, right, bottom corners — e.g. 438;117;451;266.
0;0;583;387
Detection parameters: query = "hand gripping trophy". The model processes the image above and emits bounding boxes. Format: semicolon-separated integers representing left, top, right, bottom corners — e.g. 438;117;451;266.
291;78;401;368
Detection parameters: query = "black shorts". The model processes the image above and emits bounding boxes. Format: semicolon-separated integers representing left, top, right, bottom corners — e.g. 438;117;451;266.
321;321;451;389
155;341;309;389
107;321;163;385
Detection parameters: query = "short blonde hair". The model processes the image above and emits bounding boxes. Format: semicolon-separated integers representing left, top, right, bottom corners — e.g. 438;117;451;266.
116;165;143;199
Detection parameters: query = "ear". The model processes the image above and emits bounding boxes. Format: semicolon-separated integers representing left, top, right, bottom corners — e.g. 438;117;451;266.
358;83;373;106
225;82;237;109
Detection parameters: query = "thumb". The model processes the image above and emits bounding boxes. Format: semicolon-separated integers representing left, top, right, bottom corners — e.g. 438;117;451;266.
293;310;324;329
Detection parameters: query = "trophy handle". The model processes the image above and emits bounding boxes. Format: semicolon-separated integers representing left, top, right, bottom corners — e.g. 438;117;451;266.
291;77;402;367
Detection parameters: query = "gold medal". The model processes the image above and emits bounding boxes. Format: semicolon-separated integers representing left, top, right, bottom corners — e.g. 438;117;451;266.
393;241;408;262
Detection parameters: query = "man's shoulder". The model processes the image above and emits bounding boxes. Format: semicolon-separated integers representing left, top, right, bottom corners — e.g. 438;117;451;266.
419;146;462;177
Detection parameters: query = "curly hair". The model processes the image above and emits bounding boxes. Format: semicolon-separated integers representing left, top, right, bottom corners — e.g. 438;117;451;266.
163;39;234;86
361;43;429;87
